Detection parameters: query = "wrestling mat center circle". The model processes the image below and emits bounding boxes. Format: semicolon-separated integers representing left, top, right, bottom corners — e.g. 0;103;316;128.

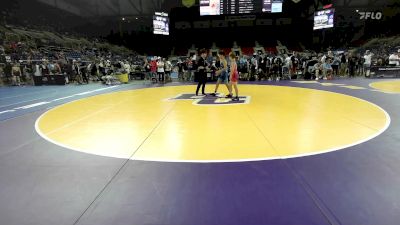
35;85;390;162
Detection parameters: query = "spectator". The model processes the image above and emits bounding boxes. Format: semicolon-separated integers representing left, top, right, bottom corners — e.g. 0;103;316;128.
177;59;185;81
284;55;291;79
348;53;356;77
314;61;322;80
363;50;373;77
98;60;106;76
356;54;364;76
23;62;33;85
324;58;334;80
143;57;151;80
258;53;266;81
388;49;400;66
53;61;62;75
164;58;172;82
124;61;131;74
273;55;283;81
157;57;165;82
34;62;42;76
340;53;347;76
0;64;4;86
41;59;49;75
290;52;299;79
150;57;157;81
72;60;83;84
238;55;249;80
331;54;340;77
250;53;258;81
11;61;22;86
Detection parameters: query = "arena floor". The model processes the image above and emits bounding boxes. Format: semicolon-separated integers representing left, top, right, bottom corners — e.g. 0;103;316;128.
1;78;400;225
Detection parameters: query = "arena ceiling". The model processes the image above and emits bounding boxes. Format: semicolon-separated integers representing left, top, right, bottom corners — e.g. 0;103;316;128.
35;0;395;17
36;0;181;17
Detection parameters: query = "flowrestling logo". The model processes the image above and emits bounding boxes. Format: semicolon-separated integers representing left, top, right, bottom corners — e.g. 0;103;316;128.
167;93;251;106
358;11;383;20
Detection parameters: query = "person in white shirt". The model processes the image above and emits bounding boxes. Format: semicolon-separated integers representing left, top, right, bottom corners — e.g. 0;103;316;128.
319;53;329;79
124;61;131;74
283;55;292;79
157;57;165;82
388;50;400;66
327;50;333;59
34;63;42;76
363;50;373;77
321;54;327;64
284;55;291;67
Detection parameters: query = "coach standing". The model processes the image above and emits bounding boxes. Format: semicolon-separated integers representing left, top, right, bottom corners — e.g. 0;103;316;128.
196;49;208;96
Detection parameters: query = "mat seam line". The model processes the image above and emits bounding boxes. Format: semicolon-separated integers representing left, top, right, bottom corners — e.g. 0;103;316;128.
282;160;342;225
72;101;177;225
343;116;381;132
129;102;177;160
41;94;132;137
242;108;281;156
243;108;341;225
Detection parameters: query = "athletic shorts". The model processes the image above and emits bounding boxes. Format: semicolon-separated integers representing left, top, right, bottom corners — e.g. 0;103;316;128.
218;70;229;83
231;72;239;83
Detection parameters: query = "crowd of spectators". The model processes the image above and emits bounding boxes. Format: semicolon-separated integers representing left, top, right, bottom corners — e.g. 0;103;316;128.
1;23;399;87
168;43;399;83
3;44;398;87
0;25;146;86
0;43;144;86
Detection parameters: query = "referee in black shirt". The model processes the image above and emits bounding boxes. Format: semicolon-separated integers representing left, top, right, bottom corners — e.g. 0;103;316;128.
196;49;208;96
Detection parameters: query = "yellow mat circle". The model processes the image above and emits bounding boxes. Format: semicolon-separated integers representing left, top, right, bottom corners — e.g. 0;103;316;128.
370;80;400;93
35;85;390;162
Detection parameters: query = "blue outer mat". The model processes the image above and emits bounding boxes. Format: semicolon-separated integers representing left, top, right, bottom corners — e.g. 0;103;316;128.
0;79;399;225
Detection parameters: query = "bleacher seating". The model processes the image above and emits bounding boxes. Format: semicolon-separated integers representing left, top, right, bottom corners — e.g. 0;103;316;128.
241;47;254;56
220;48;232;55
65;52;82;60
264;47;278;54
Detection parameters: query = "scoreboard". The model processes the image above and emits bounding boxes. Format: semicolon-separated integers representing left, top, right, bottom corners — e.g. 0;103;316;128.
313;9;335;30
153;12;169;35
200;0;283;16
220;0;261;15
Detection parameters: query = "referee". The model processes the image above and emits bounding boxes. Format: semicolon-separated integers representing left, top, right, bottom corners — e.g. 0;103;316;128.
196;49;208;96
